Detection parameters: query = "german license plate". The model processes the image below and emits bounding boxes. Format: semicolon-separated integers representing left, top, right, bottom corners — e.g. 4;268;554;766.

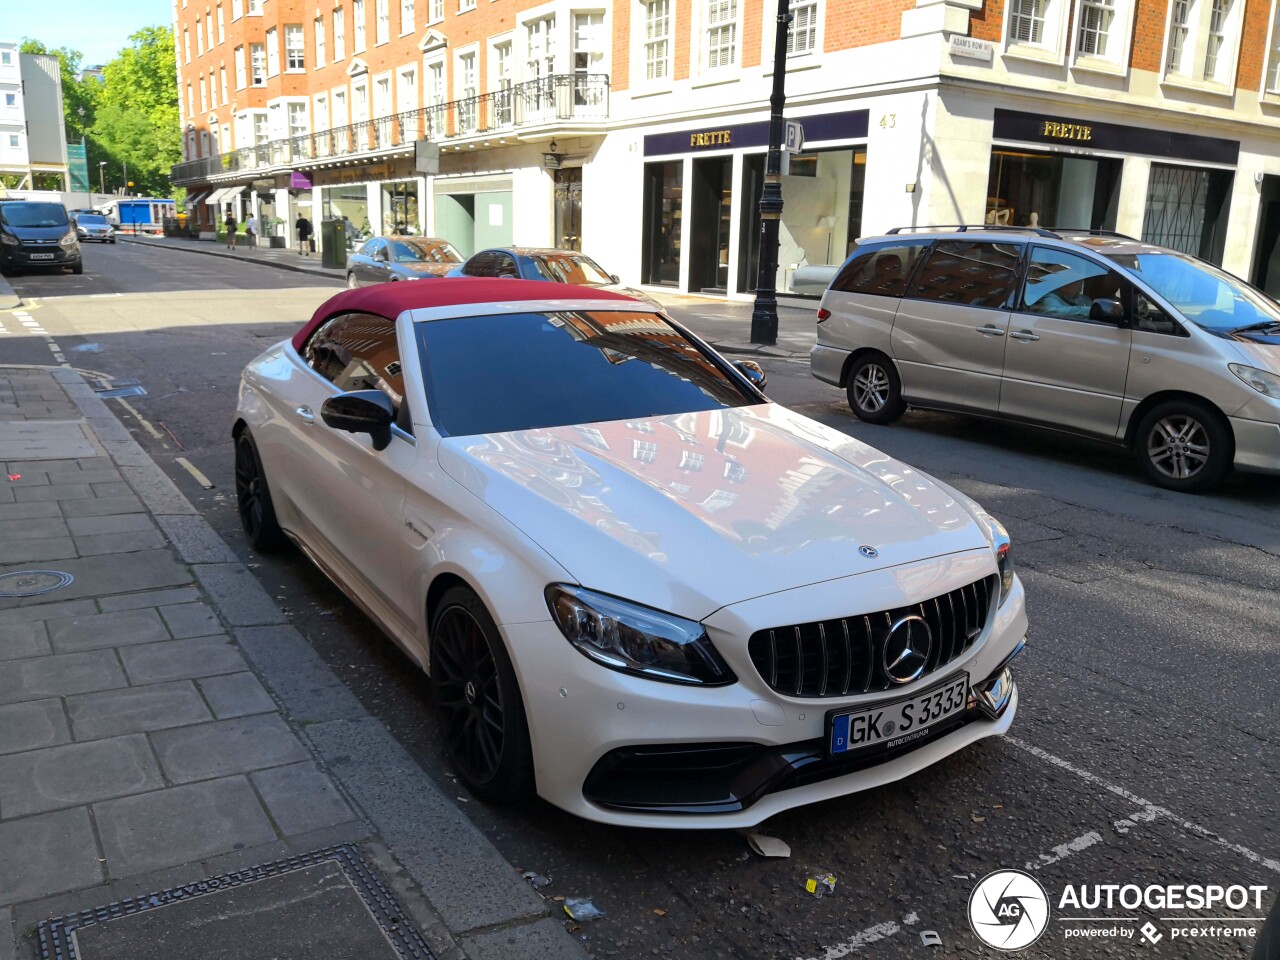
828;673;969;756
29;253;55;261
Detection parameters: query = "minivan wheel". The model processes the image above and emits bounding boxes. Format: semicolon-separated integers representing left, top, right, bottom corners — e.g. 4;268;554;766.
1135;401;1233;493
846;353;907;424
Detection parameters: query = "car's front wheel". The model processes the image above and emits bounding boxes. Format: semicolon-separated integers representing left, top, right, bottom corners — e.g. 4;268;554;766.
846;352;907;424
430;585;534;802
233;431;286;550
346;272;358;289
70;262;83;275
1135;400;1233;493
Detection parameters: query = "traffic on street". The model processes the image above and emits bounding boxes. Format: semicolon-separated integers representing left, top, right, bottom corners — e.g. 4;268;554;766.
2;242;1276;958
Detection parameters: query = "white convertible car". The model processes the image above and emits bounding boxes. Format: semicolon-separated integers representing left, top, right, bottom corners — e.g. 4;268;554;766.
233;279;1028;828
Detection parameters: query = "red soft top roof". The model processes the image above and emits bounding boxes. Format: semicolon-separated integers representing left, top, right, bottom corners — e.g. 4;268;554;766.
291;278;634;352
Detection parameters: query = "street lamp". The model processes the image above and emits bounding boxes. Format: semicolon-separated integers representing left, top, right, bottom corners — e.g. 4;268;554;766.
749;0;792;347
98;161;107;194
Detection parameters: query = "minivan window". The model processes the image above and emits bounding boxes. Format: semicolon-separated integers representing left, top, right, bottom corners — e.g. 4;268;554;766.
1103;250;1280;334
1021;247;1126;321
830;241;929;298
906;241;1020;308
1;203;69;228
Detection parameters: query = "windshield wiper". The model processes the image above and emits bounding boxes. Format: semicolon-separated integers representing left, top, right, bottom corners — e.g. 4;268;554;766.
1230;320;1280;336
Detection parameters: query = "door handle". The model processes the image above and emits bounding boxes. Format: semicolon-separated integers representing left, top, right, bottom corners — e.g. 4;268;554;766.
295;405;315;424
975;324;1006;336
1009;330;1041;342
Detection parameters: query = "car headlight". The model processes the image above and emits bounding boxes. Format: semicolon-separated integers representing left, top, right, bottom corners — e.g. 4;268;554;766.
977;513;1014;605
60;232;78;247
1229;363;1280;398
546;584;736;686
0;232;17;246
76;227;87;236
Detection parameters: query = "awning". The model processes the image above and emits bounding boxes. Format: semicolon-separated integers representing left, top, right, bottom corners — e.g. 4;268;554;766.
205;186;242;207
184;190;209;207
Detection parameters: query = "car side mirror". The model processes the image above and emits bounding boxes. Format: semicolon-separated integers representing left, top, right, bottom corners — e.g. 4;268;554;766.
1090;297;1127;325
734;360;767;391
321;390;395;451
609;274;621;284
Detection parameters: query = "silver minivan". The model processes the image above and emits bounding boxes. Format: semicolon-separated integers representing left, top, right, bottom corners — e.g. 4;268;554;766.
810;226;1280;492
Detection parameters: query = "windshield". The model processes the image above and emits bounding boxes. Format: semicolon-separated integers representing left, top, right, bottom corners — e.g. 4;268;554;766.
78;215;108;225
1;203;70;228
1104;251;1280;332
416;311;755;437
392;239;462;264
531;254;614;286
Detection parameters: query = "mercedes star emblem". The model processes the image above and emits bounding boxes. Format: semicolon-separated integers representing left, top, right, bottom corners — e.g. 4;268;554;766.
883;614;933;685
859;545;879;559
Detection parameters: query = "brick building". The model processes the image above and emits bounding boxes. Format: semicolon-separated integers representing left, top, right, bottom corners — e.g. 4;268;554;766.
169;0;1280;298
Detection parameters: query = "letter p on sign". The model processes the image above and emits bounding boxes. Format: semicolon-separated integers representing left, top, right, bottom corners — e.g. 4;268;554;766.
784;121;804;154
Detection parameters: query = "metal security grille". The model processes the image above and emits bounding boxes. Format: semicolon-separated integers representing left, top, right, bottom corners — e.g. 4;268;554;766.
1142;164;1209;256
747;576;997;698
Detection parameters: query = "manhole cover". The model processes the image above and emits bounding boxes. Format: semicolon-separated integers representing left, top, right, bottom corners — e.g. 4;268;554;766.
0;570;74;597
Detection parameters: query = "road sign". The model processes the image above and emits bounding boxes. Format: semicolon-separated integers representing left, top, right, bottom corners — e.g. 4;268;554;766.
784;121;804;154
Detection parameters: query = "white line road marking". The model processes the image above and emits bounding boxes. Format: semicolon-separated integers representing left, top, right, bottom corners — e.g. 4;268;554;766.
52;353;65;363
175;457;215;489
1007;736;1280;875
1026;830;1105;871
800;913;919;960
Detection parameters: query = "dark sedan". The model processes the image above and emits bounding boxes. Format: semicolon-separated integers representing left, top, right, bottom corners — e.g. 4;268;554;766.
447;246;660;307
345;236;462;288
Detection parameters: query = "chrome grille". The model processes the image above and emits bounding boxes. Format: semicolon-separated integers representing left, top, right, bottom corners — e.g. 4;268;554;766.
747;576;997;698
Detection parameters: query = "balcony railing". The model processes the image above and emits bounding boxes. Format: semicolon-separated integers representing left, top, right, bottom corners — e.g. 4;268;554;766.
172;73;609;186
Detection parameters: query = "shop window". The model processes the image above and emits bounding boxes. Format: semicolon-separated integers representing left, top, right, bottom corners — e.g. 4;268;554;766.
642;160;682;287
831;241;930;298
907;241;1020;309
704;0;738;70
987;149;1121;231
1141;163;1233;265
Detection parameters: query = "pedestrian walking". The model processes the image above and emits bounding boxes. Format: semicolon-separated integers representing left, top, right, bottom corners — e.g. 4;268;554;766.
295;214;314;257
224;209;238;250
245;214;258;249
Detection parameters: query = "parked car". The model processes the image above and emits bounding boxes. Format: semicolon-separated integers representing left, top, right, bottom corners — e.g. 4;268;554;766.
345;236;463;288
0;200;82;275
74;213;116;244
810;226;1280;493
233;277;1027;827
449;246;661;307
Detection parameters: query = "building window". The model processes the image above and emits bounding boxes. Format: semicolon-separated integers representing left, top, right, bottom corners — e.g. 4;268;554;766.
1009;0;1047;43
4;93;14;106
197;19;204;56
397;66;417;119
494;41;513;124
705;0;738;69
186;83;193;116
266;27;279;76
0;51;11;65
1165;0;1240;84
1267;3;1280;92
250;43;266;85
288;101;308;138
426;59;445;106
1076;0;1114;57
247;0;261;12
401;0;414;34
678;451;705;472
376;0;390;44
8;134;18;148
526;15;556;80
458;51;476;130
220;65;228;104
216;4;225;43
183;27;191;62
334;7;346;59
1203;0;1230;81
315;17;327;66
353;0;367;52
374;74;391;117
428;0;443;23
285;24;305;70
1167;0;1191;70
253;112;269;145
232;0;242;17
573;12;605;81
353;80;369;122
234;45;246;87
642;0;670;80
333;88;348;125
199;76;207;112
460;0;476;10
1142;162;1233;264
788;0;818;55
206;11;214;48
632;440;657;463
315;94;329;130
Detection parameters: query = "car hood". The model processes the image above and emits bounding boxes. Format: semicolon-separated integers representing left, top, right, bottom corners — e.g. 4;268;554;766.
393;262;455;277
5;224;70;241
437;404;990;620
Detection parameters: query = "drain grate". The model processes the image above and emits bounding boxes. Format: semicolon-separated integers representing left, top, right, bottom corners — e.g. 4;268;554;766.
36;845;436;960
0;570;74;598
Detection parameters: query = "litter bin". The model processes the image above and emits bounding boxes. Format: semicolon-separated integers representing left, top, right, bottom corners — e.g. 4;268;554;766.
321;219;347;270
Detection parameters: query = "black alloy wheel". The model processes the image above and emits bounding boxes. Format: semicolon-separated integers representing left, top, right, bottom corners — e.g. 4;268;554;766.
846;352;907;424
430;586;534;801
233;432;285;550
1135;400;1233;493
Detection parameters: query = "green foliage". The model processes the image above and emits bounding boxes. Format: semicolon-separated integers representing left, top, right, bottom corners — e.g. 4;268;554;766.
20;27;180;198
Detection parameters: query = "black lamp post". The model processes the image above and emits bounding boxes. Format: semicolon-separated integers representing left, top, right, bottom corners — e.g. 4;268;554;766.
749;0;792;346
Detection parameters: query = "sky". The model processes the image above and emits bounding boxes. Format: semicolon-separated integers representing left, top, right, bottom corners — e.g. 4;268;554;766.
3;0;173;67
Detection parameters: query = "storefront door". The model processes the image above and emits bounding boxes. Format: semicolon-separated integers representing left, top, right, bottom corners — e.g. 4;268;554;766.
554;168;582;250
690;156;732;294
1251;176;1280;297
642;160;681;286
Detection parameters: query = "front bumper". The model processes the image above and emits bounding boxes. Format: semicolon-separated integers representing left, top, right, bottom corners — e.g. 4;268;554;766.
1230;416;1280;474
0;245;80;267
507;560;1028;828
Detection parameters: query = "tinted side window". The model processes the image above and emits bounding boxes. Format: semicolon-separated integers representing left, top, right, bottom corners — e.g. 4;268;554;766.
495;254;520;278
1021;247;1126;321
357;239;377;257
303;313;406;418
462;252;498;276
831;242;929;297
907;241;1021;308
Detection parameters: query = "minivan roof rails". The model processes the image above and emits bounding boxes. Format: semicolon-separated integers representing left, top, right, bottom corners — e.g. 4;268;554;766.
884;224;1060;238
1052;228;1139;241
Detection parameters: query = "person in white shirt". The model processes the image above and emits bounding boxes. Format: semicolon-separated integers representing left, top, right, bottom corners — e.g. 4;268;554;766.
245;215;258;249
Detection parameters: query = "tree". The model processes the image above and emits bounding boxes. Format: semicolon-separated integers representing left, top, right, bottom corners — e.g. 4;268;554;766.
94;26;181;197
